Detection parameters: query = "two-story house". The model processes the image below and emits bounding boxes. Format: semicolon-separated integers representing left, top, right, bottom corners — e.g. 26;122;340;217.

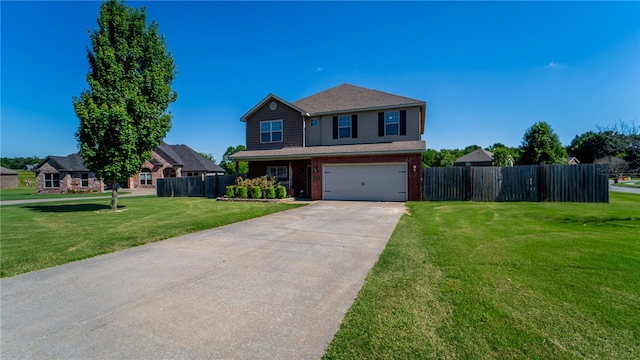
230;84;426;201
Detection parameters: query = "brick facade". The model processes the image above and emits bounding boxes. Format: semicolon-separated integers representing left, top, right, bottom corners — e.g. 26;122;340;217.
310;154;423;201
128;150;181;189
35;163;103;194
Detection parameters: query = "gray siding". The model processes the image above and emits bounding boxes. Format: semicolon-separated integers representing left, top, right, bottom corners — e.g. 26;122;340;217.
317;106;421;146
246;99;303;150
305;117;323;146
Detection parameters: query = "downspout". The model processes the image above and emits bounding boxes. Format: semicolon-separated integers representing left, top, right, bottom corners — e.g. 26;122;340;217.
302;116;306;148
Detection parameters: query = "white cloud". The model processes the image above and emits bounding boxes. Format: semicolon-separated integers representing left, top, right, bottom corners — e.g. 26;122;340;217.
545;61;560;69
315;66;324;72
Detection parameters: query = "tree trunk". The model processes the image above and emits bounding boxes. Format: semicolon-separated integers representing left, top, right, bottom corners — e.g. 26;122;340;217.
111;181;118;210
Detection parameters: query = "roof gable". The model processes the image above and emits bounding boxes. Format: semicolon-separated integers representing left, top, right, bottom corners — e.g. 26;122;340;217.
0;166;18;175
292;83;425;115
240;94;308;122
35;154;91;172
169;145;226;173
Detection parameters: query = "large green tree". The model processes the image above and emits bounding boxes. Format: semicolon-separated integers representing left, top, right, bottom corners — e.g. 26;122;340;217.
220;145;248;174
520;121;567;165
73;0;177;209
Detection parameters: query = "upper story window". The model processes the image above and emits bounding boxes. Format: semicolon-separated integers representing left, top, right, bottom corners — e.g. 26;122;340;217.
44;173;60;188
378;110;406;137
310;118;318;127
338;115;351;138
385;111;399;136
261;120;283;143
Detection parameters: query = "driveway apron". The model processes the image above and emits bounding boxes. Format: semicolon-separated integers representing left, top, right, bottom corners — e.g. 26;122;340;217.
1;201;405;359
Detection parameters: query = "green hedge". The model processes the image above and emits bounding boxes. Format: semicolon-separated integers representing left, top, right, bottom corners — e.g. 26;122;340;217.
250;186;262;199
276;185;287;199
265;187;276;199
236;186;248;198
225;185;236;198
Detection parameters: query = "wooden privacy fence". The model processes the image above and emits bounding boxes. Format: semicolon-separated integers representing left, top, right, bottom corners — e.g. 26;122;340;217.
156;174;242;198
423;164;609;202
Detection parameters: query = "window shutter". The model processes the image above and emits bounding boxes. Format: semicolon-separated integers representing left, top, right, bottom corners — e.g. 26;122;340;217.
400;110;407;136
352;115;358;138
333;116;338;139
378;112;384;136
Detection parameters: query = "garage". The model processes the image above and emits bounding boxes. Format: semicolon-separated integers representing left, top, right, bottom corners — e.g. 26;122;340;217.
323;163;407;201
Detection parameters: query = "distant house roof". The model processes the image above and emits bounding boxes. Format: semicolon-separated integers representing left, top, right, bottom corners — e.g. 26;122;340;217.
230;140;426;161
35;144;226;174
566;157;580;165
35;154;91;172
454;148;494;166
1;166;18;175
23;164;38;171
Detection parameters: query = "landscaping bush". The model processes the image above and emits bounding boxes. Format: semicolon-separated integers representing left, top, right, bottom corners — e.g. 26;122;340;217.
225;185;236;198
250;186;262;199
236;186;248;199
276;185;287;199
265;187;276;199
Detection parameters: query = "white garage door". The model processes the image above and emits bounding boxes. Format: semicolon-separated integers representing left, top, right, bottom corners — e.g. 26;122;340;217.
323;163;407;201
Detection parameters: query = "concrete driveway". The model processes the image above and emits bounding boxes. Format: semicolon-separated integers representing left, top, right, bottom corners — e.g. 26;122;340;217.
1;201;405;359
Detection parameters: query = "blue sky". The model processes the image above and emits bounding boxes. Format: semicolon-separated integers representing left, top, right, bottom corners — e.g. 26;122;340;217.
2;1;639;162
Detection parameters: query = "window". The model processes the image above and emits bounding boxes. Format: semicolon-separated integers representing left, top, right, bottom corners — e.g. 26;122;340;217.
186;172;199;177
338;115;351;138
385;111;399;136
266;166;288;181
261;120;283;143
140;169;152;185
310;118;318;127
81;173;89;187
44;173;60;188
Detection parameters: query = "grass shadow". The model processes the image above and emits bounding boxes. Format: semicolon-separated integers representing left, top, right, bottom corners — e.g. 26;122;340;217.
25;203;124;213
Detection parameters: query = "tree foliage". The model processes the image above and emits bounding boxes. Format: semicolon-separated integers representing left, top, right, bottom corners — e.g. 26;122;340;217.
0;157;43;170
199;153;217;164
220;145;248;174
492;148;513;167
520;121;567;165
73;0;177;209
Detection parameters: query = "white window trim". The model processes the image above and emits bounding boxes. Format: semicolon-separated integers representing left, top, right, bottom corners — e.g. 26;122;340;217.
260;119;283;143
338;115;351;139
385;111;399;136
266;166;288;181
44;173;60;188
140;169;152;185
310;118;319;127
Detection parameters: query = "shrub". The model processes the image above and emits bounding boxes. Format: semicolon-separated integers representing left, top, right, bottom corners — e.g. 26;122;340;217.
236;186;248;198
250;186;262;199
265;187;276;199
276;185;287;199
225;185;236;198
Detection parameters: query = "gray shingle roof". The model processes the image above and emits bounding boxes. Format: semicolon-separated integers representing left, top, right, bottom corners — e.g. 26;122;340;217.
169;144;226;173
230;140;426;161
1;166;18;175
39;154;91;171
292;83;425;115
454;148;494;163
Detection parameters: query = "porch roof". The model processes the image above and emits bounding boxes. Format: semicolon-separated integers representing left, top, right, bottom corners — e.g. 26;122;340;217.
230;140;426;161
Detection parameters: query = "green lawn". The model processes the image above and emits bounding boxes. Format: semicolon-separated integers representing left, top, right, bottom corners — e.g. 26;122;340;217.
324;193;640;360
0;187;129;201
0;196;303;277
613;181;640;188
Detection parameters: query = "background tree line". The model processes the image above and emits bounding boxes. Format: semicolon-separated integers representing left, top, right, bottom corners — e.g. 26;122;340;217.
422;120;639;172
1;157;43;170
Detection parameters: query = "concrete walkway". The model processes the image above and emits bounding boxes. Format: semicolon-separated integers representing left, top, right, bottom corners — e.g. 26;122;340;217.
1;201;405;359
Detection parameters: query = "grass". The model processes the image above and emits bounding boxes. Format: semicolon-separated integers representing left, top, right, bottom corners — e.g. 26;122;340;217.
323;192;640;360
613;181;640;188
0;196;303;277
0;187;130;201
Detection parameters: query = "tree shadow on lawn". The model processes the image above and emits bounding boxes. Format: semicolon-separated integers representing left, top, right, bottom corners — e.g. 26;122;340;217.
25;203;125;213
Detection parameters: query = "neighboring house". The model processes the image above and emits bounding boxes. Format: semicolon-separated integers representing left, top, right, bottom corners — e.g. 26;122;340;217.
128;142;226;189
35;143;225;193
34;154;103;194
230;83;427;201
566;157;580;165
454;148;494;167
23;164;38;171
0;166;19;189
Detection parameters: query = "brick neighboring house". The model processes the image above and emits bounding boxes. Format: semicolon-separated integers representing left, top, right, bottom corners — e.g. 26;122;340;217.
34;154;103;194
35;143;225;193
1;166;19;189
128;142;226;189
231;83;427;201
